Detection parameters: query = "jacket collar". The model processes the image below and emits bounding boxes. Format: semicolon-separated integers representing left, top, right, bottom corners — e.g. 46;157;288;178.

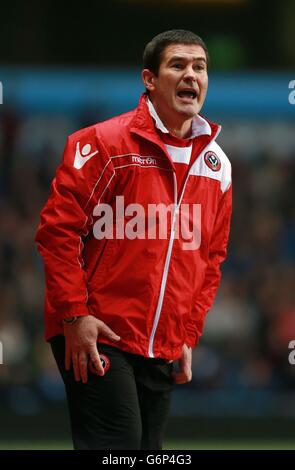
146;96;212;138
130;93;221;169
130;93;219;140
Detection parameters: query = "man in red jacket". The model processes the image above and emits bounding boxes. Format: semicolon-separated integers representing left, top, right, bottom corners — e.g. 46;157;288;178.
36;29;232;450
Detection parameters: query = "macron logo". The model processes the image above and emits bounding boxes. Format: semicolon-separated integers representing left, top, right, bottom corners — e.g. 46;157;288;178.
74;142;98;169
132;156;157;165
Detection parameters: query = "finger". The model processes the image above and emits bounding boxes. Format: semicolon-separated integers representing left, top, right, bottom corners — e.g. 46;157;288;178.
72;353;81;382
79;352;89;384
100;323;121;342
65;345;71;371
89;347;105;376
183;366;192;380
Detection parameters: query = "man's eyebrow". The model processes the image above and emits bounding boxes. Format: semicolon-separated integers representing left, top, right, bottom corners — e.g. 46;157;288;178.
168;55;207;64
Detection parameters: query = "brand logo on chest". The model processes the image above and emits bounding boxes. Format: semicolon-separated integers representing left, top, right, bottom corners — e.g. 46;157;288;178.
132;155;157;165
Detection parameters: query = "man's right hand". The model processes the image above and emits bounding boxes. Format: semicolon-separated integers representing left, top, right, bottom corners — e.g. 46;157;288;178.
63;315;120;384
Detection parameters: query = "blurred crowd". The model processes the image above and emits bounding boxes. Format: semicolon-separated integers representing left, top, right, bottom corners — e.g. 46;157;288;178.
0;104;295;417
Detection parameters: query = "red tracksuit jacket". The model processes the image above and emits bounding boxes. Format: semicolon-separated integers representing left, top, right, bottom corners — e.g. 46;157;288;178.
35;94;232;361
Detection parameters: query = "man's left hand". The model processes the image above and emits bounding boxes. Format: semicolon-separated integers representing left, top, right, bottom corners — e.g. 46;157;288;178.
172;343;192;384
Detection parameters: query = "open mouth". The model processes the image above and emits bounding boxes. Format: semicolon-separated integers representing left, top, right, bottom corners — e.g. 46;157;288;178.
177;89;197;100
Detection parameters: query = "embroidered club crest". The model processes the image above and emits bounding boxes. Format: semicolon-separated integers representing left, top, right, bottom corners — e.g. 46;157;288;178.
204;151;221;172
99;354;110;372
89;353;111;375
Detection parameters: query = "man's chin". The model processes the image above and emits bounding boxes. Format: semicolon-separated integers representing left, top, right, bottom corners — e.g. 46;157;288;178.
176;105;199;118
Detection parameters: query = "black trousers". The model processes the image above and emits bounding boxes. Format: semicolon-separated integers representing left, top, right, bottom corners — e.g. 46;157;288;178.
50;335;174;450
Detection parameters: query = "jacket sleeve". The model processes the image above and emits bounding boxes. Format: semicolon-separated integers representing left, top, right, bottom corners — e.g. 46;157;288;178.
35;126;115;321
185;183;232;348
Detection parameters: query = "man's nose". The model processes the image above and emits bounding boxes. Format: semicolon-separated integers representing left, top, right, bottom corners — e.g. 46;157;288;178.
183;66;197;81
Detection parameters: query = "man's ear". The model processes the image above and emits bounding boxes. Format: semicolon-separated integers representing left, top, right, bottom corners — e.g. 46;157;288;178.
142;69;156;92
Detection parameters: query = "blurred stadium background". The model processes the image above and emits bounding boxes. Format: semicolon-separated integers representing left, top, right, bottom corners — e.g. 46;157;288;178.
0;0;295;450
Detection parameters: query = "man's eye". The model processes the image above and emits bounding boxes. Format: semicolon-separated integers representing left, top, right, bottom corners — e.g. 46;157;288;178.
195;65;206;71
172;63;182;69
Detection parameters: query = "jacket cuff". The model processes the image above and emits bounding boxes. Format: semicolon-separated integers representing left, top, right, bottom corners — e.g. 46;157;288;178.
59;303;89;321
185;331;201;349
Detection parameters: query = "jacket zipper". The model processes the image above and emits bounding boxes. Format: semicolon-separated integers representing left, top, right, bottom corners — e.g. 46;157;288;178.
147;126;221;358
148;172;178;357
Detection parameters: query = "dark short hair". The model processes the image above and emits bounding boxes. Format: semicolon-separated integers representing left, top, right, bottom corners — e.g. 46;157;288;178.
143;29;209;75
